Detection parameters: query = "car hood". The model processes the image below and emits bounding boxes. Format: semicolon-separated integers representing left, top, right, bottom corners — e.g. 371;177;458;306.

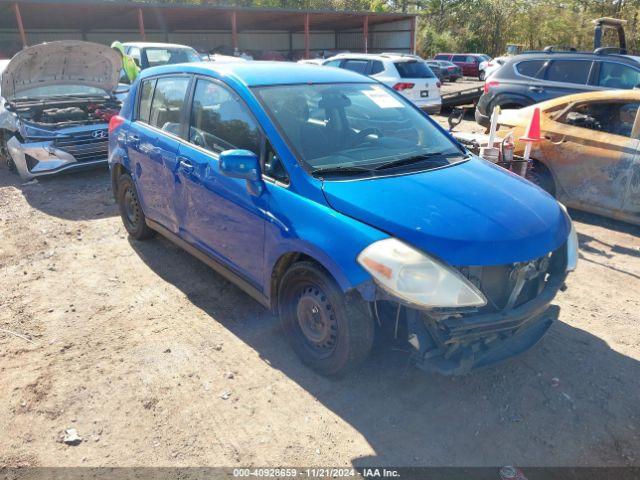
321;158;570;266
1;41;122;100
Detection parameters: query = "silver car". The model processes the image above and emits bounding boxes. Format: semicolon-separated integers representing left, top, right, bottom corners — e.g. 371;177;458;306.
0;41;122;180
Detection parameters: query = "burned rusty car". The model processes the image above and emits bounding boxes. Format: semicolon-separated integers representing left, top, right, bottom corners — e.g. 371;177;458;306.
0;41;122;180
497;90;640;226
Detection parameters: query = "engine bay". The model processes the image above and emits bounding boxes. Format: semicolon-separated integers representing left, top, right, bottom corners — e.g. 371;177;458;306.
10;98;121;128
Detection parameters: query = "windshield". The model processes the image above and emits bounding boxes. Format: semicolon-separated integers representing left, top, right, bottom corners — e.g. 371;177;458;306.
13;84;107;99
144;47;201;67
254;83;463;176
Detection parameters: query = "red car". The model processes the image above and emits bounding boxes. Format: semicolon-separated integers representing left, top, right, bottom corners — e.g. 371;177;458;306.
434;53;491;79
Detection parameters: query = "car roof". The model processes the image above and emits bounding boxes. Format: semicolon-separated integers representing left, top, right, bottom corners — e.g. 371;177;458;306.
139;61;377;87
327;53;419;62
122;42;195;49
509;51;640;65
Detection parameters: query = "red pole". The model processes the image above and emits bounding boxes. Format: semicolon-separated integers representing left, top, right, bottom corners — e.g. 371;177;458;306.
304;12;310;60
138;8;146;41
13;3;27;49
363;15;369;53
231;11;238;53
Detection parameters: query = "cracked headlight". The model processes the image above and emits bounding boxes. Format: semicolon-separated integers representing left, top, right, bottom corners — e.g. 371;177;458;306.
357;238;487;308
559;203;578;272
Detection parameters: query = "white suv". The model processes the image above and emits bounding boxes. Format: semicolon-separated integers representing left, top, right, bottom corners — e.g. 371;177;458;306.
323;53;442;114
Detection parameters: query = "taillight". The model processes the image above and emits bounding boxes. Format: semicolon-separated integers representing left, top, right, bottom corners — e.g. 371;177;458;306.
484;80;499;94
108;114;125;135
487;62;494;67
392;82;415;91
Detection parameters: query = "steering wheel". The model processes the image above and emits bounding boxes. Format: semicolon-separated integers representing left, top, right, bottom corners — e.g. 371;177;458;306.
351;127;383;146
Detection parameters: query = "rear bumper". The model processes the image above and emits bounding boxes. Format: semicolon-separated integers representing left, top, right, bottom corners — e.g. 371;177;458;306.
474;105;491;128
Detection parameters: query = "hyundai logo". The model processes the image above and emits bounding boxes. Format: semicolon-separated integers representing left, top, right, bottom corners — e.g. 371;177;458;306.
92;130;107;139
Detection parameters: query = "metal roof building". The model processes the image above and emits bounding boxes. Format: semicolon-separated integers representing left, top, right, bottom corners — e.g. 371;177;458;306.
0;0;416;59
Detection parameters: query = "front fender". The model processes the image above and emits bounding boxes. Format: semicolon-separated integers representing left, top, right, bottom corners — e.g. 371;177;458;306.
263;182;387;299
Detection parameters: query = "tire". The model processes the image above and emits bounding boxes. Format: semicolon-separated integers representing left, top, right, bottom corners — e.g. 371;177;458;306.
479;71;486;81
526;162;556;196
116;173;155;240
278;261;374;376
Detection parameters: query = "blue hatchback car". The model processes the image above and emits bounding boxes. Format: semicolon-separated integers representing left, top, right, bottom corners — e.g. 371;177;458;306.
108;62;578;376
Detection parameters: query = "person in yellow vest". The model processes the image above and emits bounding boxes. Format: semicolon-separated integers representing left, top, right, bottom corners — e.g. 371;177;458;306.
111;41;140;84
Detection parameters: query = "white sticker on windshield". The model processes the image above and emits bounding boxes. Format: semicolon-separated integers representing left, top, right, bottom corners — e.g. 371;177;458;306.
363;86;404;109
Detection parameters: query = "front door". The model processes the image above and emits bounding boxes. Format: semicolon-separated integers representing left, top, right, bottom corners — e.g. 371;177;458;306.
539;99;640;215
126;75;191;233
176;77;266;286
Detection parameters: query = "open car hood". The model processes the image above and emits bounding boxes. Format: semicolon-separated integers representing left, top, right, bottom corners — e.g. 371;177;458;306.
1;41;122;100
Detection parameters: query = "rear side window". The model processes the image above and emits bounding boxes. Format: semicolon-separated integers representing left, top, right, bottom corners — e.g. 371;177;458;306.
341;59;369;75
189;79;261;154
516;60;546;78
434;54;448;60
370;60;384;75
324;59;341;67
598;62;640;89
148;76;190;134
545;60;592;84
452;55;467;62
137;79;156;123
394;61;434;78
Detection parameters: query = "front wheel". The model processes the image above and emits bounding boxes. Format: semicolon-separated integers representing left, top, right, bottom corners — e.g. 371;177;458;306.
278;261;374;376
117;173;155;240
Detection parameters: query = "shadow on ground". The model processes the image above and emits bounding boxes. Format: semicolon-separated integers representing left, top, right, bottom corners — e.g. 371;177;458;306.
0;166;116;221
129;226;640;468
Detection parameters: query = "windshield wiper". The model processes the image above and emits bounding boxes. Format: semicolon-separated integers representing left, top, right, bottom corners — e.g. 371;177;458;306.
312;165;374;177
372;152;466;171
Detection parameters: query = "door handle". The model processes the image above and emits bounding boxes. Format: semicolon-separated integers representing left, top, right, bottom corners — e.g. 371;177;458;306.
544;134;566;145
529;86;544;93
178;157;194;173
128;134;140;147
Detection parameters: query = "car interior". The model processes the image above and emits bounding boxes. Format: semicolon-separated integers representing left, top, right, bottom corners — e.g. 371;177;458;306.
561;101;640;137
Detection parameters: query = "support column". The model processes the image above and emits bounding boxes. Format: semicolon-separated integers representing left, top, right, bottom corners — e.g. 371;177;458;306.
138;8;146;41
363;15;369;53
231;11;238;53
304;12;310;59
13;3;27;49
410;16;416;54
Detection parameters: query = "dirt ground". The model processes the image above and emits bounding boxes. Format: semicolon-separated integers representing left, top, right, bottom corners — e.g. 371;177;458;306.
1;109;639;468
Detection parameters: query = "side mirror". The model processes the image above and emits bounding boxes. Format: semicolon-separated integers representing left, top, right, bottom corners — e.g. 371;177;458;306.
219;149;264;195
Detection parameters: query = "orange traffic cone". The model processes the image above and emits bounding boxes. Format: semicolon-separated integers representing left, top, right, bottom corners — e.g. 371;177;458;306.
520;107;542;143
519;107;542;177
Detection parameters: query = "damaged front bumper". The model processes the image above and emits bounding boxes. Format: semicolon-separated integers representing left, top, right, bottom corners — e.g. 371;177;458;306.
366;244;569;376
7;128;109;180
406;273;565;375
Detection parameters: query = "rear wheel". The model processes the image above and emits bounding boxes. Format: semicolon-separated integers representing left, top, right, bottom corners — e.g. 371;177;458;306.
278;261;374;376
117;173;155;240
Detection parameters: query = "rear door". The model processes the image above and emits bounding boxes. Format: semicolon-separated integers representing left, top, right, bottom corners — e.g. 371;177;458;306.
540;59;595;100
127;74;191;233
175;77;266;285
539;100;640;215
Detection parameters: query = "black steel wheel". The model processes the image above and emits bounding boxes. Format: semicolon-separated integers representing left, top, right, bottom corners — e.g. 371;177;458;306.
278;261;374;376
117;173;155;240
